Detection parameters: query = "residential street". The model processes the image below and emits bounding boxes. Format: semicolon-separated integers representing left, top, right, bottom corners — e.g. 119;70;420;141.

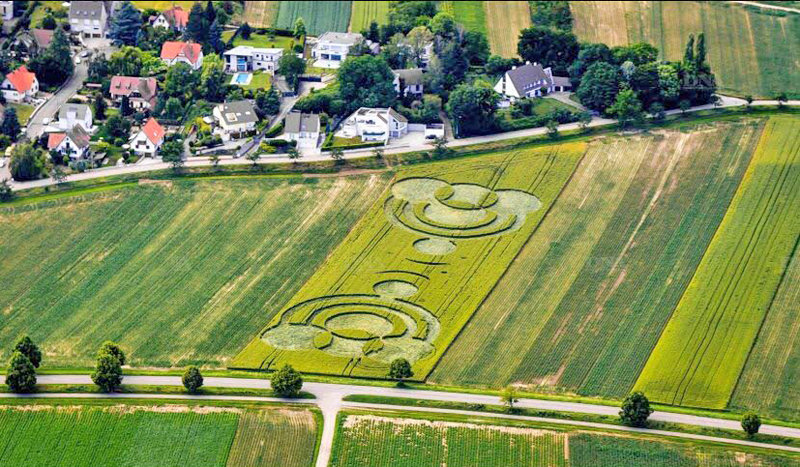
25;61;88;139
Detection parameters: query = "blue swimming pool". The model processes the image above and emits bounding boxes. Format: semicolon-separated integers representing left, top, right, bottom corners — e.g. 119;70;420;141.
235;73;250;84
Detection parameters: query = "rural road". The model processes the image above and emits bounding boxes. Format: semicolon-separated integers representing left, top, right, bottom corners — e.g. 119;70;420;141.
4;374;800;465
730;1;800;14
9;96;797;192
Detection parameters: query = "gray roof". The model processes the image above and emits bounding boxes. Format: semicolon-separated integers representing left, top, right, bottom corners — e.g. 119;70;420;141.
388;108;408;123
67;124;91;149
317;32;363;45
69;1;107;19
552;76;572;87
217;100;259;125
507;63;552;93
394;68;424;86
58;103;91;122
285;112;320;134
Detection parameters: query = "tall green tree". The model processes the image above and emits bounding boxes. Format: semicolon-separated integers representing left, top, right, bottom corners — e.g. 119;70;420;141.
271;364;303;398
517;27;579;75
337;55;396;112
446;81;500;136
463;31;490;66
207;19;224;55
741;413;761;437
619;392;653;427
161;140;184;169
91;341;125;392
695;32;707;71
14;336;42;368
575;61;620;113
109;1;143;47
293;17;306;38
0;106;20;139
256;87;281;117
9;143;46;181
29;28;74;87
6;351;36;393
182;366;203;393
277;54;306;91
204;0;216;24
185;2;208;44
388;358;413;384
608;88;644;128
93;92;107;120
683;34;695;66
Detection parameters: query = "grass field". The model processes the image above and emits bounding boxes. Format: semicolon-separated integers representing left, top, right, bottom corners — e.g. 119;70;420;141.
569;1;800;99
349;1;390;32
131;1;199;11
275;1;353;36
221;30;296;50
0;403;316;466
241;1;280;28
484;1;531;57
440;1;487;34
432;121;762;398
10;103;35;126
635;116;800;409
233;144;585;379
0;176;389;368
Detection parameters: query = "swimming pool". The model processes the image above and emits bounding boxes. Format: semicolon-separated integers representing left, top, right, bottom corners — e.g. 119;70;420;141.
231;73;252;86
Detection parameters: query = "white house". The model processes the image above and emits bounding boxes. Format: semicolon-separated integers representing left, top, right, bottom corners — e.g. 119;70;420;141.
393;68;424;98
1;65;38;103
337;107;408;143
284;112;320;148
160;41;204;70
109;76;158;110
311;32;363;69
47;125;91;160
493;62;572;102
69;1;113;38
212;100;259;141
57;103;94;133
0;1;13;21
129;117;165;158
224;46;284;73
152;6;188;31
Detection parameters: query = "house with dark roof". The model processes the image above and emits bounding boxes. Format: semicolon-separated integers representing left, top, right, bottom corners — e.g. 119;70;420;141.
284;112;320;148
57;103;94;133
212;100;259;141
48;125;91;160
13;29;54;59
69;1;115;38
130;118;165;157
152;6;189;31
337;107;408;143
109;76;158;110
1;65;38;102
160;41;204;70
493;62;572;103
392;68;424;97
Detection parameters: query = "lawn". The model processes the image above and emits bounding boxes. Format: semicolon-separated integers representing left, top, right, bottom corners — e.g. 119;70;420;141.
30;1;67;28
241;0;280;28
275;1;353;36
484;1;531;57
349;1;390;32
635;116;800;409
0;176;389;368
222;30;297;50
440;1;487;34
232;143;585;379
242;72;272;91
10;103;34;126
131;1;199;11
432;121;762;398
0;403;316;467
569;1;800;99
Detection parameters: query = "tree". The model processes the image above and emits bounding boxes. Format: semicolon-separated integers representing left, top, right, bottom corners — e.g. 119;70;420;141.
271;364;303;397
405;26;434;68
744;94;753;109
679;99;691;114
185;2;208;44
337;55;396;113
568;43;612;86
619;392;653;427
462;31;490;66
578;110;592;131
430;12;457;39
486;55;519;76
9;144;47;181
246;151;260;167
164;97;184;120
182;366;203;393
93;92;107;120
0;106;20;139
209;152;220;168
207;19;224;55
446;81;500;136
364;20;380;42
695;32;708;72
629;62;659;108
501;385;518;411
204;0;217;25
530;1;573;30
6;351;36;393
104;115;132;140
88;55;110;83
109;1;143;47
611;43;658;66
608;89;644;128
287;146;300;162
161;140;184;169
436;40;469;91
517;27;579;75
164;62;200;100
657;63;680;106
683;34;695;66
649;102;665;121
14;336;42;368
277;54;306;91
91;341;125;392
293;17;306;38
329;147;344;163
0;179;13;202
29;27;73;88
741;413;761;437
388;358;413;384
120;95;133;116
98;341;127;365
256;88;281;117
239;22;252;40
775;92;788;107
545;119;559;138
50;165;67;185
41;14;57;30
575;61;620;113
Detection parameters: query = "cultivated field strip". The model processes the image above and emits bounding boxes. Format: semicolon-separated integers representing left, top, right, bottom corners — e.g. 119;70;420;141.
275;1;352;35
635;116;800;409
226;409;317;467
349;1;390;32
0;177;388;367
569;1;800;98
484;1;531;57
233;145;584;378
242;1;279;28
440;1;487;34
432;122;762;398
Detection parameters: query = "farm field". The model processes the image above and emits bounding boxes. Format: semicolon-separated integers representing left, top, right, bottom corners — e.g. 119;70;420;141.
241;1;280;28
432;121;762;398
233;144;585;378
131;1;199;11
440;1;487;34
275;1;353;36
484;1;531;57
569;1;800;99
635;116;800;409
349;1;390;32
0;403;316;467
0;176;389;368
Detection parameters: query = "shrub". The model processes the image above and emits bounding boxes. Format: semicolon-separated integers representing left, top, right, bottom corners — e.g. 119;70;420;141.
264;123;284;138
619;392;653;427
271;364;302;398
741;413;761;437
182;366;203;393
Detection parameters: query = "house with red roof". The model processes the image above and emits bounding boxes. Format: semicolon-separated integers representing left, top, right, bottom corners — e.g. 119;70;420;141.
129;118;166;157
47;125;91;160
152;6;189;31
1;65;39;103
160;41;204;70
109;76;158;110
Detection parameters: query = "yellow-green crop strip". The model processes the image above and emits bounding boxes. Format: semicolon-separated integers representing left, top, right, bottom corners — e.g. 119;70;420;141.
233;144;585;378
635;116;800;409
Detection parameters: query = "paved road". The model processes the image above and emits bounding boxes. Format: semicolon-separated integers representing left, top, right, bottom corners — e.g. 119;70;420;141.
26;61;88;139
731;1;800;13
4;374;800;466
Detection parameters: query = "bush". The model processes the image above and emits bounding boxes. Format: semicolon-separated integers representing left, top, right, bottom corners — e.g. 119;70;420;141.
263;123;284;138
271;364;302;398
259;144;276;154
619;392;653;427
741;413;761;437
182;366;203;393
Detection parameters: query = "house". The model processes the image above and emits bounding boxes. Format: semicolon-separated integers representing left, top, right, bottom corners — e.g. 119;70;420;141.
0;1;13;21
1;65;38;103
212;100;259;141
284;112;320;148
69;1;114;38
338;107;408;143
223;46;283;73
311;32;364;68
47;125;91;160
129;117;165;157
493;62;571;102
57;103;93;133
13;29;53;58
393;69;424;98
152;6;189;31
109;76;158;110
160;41;204;70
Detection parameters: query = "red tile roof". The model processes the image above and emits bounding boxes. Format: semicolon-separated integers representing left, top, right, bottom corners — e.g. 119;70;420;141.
5;66;36;93
109;76;158;105
160;41;202;64
47;132;66;150
161;7;189;29
142;118;165;145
